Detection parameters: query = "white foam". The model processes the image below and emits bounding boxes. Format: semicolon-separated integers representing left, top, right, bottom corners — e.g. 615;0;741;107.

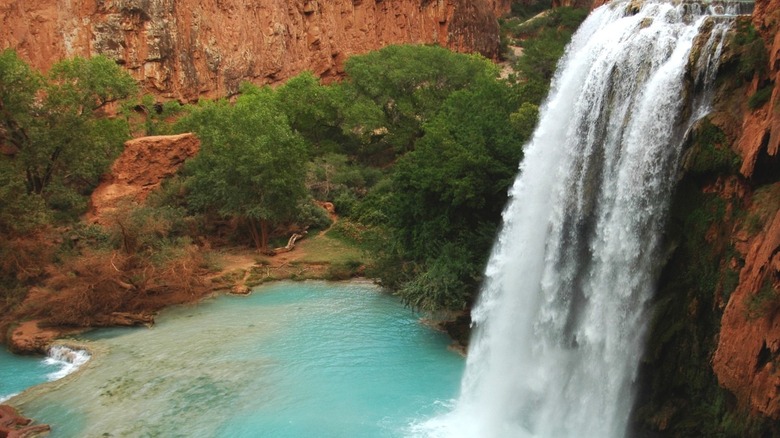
0;392;19;403
44;345;91;381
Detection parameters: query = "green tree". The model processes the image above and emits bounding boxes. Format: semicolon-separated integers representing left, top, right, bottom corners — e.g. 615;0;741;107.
0;50;41;152
342;45;501;160
0;51;135;221
181;86;308;252
275;71;354;156
377;78;525;310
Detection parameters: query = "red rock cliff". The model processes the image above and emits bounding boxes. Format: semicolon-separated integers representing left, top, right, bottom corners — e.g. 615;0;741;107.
0;0;507;101
712;0;780;420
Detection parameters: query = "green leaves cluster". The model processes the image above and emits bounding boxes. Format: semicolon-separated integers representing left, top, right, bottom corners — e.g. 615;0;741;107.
335;45;543;311
504;7;589;105
0;50;136;233
178;86;309;252
342;45;502;160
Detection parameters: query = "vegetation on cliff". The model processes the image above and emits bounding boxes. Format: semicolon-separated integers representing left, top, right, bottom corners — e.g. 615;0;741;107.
632;18;780;437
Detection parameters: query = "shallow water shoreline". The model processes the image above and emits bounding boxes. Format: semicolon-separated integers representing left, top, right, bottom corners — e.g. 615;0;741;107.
5;280;464;438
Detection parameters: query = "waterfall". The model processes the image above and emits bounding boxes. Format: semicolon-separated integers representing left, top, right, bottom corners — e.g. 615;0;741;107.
416;1;734;437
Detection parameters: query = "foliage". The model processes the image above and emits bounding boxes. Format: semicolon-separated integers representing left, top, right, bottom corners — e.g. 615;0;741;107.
373;77;524;309
687;118;741;175
0;50;136;223
342;45;501;160
511;6;589;39
179;86;308;251
42;245;212;327
296;199;333;231
123;94;185;136
733;20;768;81
747;84;774;110
108;202;190;258
510;0;553;20
324;260;363;281
510;102;540;138
504;7;588;105
0;161;50;234
306;152;382;207
275;72;353;155
394;243;479;311
515;29;567;84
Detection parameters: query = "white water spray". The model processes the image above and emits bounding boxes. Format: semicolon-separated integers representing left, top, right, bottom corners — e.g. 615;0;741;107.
44;345;90;381
416;2;736;437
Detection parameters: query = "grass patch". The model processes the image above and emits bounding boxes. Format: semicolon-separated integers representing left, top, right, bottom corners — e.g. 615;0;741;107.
296;231;365;265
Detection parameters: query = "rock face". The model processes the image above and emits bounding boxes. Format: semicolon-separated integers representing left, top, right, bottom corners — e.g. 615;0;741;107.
88;133;199;224
711;0;780;420
0;0;507;101
0;405;50;438
735;0;780;181
714;210;780;418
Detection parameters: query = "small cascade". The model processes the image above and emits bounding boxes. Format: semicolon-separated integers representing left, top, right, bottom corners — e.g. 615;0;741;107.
44;345;90;381
415;1;735;437
678;0;754;17
704;1;754;16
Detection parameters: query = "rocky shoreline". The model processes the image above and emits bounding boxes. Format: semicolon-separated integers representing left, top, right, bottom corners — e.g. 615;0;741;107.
0;405;49;438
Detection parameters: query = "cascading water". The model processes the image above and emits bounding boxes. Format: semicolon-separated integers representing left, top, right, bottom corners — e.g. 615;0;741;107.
416;1;737;437
44;345;91;381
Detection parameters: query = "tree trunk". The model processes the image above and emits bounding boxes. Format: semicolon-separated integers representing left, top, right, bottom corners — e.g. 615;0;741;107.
260;219;270;253
247;217;262;251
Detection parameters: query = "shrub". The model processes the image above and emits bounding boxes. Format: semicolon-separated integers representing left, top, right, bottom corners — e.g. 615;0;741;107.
297;200;333;231
747;84;773;109
746;277;780;320
325;260;363;281
734;21;768;81
687;119;741;175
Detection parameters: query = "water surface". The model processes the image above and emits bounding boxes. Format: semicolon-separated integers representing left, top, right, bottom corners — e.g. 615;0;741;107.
12;281;464;437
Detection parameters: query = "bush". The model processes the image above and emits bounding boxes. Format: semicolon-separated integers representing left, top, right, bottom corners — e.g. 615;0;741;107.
394;244;478;311
107;202;190;259
325;260;363;281
329;219;371;244
733;20;768;78
43;246;212;326
510;0;553;20
747;84;773;109
687;119;741;175
297;200;333;231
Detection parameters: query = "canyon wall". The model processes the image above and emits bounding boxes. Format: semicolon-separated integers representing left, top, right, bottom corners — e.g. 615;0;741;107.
634;1;780;434
712;0;780;421
0;0;508;101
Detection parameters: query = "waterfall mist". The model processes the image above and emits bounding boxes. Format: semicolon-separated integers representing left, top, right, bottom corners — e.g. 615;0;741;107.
415;2;736;437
